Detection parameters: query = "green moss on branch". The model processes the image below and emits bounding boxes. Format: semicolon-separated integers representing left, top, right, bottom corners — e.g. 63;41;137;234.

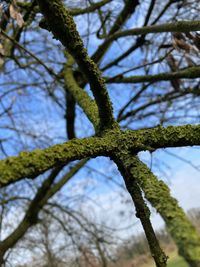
63;55;100;131
37;0;116;131
112;151;168;267
107;20;200;42
0;137;111;187
2;124;200;186
131;156;200;266
105;66;200;84
136;124;200;149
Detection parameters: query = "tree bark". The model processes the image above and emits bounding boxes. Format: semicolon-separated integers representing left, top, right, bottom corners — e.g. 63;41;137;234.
112;150;168;267
123;155;200;267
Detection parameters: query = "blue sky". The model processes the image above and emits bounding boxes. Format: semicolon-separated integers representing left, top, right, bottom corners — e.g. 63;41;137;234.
60;146;200;240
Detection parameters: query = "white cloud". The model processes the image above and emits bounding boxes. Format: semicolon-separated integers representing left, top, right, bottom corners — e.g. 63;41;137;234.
170;165;200;211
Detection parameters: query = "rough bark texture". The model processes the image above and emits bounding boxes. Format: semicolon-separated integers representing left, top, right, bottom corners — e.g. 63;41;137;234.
37;0;117;132
2;124;200;186
128;156;200;267
112;151;168;267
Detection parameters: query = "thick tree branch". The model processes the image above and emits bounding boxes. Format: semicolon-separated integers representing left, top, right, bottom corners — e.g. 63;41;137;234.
2;124;200;187
63;55;100;130
131;156;200;267
37;0;116;131
137;124;200;149
0;136;112;187
106;20;200;42
112;150;167;267
105;66;200;84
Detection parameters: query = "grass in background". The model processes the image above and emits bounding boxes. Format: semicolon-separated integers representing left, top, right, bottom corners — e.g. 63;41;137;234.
146;252;189;267
167;255;189;267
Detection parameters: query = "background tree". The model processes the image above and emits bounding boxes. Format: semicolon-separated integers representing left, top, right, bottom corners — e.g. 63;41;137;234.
0;0;200;266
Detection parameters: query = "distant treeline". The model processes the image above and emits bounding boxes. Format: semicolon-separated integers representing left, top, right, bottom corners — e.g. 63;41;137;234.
109;208;200;267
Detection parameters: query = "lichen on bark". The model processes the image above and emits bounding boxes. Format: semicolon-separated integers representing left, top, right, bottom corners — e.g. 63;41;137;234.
130;156;200;267
37;0;117;131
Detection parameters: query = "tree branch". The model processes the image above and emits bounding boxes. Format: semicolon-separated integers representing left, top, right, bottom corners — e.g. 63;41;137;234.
2;124;200;187
70;0;112;16
37;0;116;131
63;54;100;131
105;66;200;84
0;160;86;259
112;150;167;267
137;124;200;149
0;136;111;187
106;20;200;42
131;156;200;266
92;0;139;63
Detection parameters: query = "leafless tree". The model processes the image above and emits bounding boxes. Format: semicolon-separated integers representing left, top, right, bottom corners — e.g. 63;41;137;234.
0;0;200;266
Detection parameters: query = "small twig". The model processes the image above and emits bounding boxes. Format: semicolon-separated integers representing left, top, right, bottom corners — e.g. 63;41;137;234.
0;28;59;79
